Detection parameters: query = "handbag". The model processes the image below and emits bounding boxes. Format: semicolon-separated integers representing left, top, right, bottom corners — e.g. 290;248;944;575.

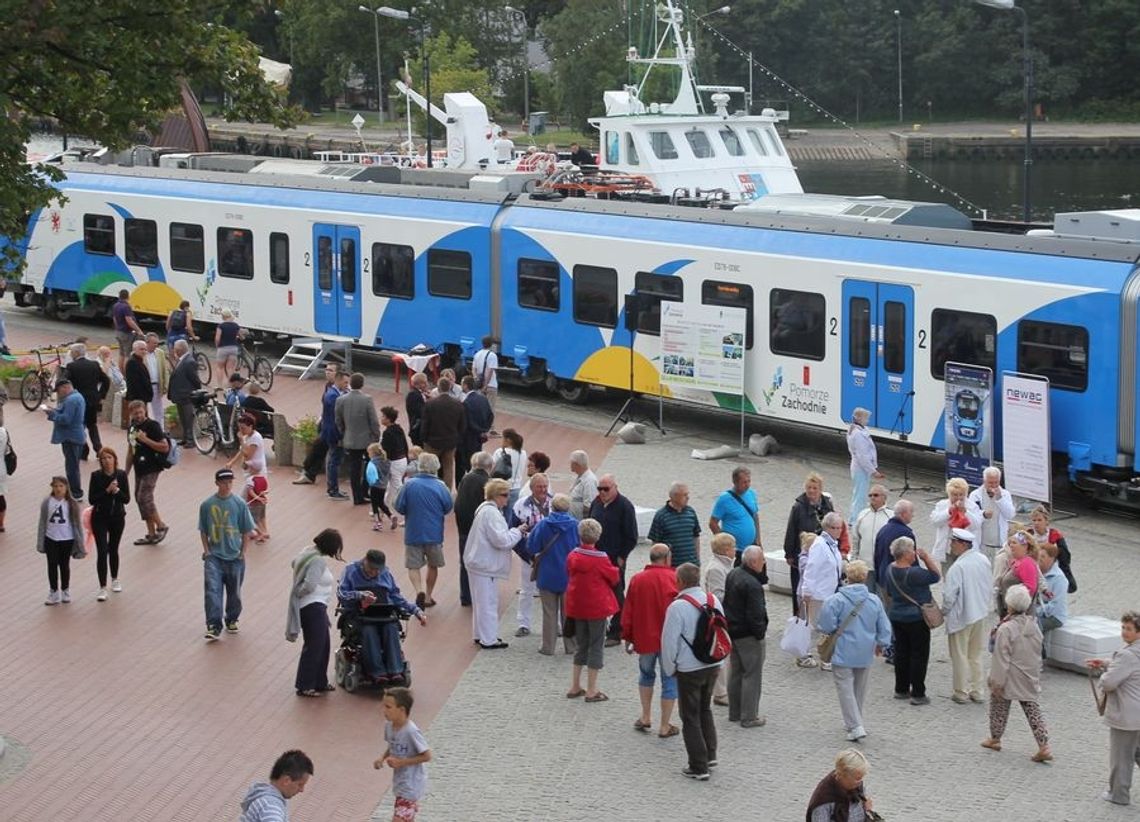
528;532;560;582
780;615;813;658
492;449;512;480
816;595;866;664
4;431;15;475
890;567;944;629
1088;669;1108;717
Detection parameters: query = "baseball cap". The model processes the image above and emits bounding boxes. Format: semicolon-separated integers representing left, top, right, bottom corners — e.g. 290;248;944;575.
950;527;975;543
215;468;235;482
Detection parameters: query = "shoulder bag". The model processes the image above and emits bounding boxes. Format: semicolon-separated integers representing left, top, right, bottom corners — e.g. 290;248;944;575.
528;532;561;582
817;594;866;664
4;430;15;475
1088;668;1108;716
890;567;944;629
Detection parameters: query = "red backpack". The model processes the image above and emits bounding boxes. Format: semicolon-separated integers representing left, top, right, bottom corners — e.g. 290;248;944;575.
681;593;732;664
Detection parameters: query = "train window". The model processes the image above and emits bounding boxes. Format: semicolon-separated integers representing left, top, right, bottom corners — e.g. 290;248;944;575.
626;133;639;165
170;222;204;273
605;131;619;165
685;129;715;159
883;301;907;374
572;265;617;328
372;243;415;299
649;131;678;160
125;219;158;267
269;232;289;284
770;289;826;360
745;129;769;157
83;214;115;256
217;227;254;280
930;308;995;379
634;271;684;336
719;128;745;158
849;297;871;368
1017;320;1088;391
517;258;560;312
427;249;471;299
340;237;357;294
701;280;754;349
317;236;333;290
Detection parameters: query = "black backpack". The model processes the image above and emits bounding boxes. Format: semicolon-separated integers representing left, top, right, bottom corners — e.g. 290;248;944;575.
492;449;512;480
680;593;732;664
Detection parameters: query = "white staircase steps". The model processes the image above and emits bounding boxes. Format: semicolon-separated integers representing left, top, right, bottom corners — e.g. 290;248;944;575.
274;338;352;381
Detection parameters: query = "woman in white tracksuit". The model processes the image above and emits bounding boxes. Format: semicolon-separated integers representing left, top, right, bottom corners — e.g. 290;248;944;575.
463;479;528;649
846;408;883;526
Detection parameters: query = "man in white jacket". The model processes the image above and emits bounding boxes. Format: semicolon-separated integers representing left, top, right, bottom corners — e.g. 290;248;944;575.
941;528;993;704
851;484;893;562
968;466;1016;563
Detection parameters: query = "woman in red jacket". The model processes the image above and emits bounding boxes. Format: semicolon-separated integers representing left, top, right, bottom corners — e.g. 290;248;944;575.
565;517;619;702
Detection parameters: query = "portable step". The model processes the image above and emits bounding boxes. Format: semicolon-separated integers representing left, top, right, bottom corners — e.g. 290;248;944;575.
273;338;352;380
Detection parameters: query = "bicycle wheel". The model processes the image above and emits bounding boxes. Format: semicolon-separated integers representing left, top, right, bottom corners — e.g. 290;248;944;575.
194;352;212;386
20;372;45;410
192;408;218;455
251;356;274;392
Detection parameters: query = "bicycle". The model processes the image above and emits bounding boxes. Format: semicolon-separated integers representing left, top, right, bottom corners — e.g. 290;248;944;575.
178;337;212;386
236;338;274;393
190;388;241;456
20;342;73;410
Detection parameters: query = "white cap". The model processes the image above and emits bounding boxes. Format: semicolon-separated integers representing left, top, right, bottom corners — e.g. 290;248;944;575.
950;528;975;543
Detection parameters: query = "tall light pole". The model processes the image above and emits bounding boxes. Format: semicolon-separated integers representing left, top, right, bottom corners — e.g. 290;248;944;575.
975;0;1033;223
894;10;903;123
379;6;431;167
503;6;529;128
274;10;294;68
359;7;386;125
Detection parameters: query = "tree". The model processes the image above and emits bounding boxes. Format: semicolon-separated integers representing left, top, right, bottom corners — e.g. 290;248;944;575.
1;0;298;271
541;0;628;130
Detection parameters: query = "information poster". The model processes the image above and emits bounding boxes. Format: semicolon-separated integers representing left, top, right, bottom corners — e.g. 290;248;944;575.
944;361;993;486
659;302;747;395
1001;372;1052;504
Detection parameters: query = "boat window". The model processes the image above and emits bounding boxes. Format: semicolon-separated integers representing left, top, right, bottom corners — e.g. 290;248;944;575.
883;301;906;374
340;237;357;295
770;288;826;360
649;131;678;160
930;308;996;379
625;133;640;165
1017;320;1088;391
372;243;415;299
634;271;684;336
848;297;871;369
124;219;158;268
572;265;617;328
605;131;620;165
427;249;472;299
719;128;745;157
170;222;204;273
218;227;254;280
745;129;769;157
701;280;754;349
269;232;289;284
83;214;115;256
518;258;560;312
316;235;333;291
765;128;785;157
685;129;715;159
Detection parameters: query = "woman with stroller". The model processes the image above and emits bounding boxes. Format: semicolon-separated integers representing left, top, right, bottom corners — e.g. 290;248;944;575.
287;529;344;697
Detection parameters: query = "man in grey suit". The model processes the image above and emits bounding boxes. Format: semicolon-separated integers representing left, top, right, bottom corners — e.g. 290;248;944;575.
166;339;203;447
335;372;381;505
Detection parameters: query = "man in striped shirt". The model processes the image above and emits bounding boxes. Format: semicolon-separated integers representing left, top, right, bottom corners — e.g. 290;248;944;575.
648;482;702;567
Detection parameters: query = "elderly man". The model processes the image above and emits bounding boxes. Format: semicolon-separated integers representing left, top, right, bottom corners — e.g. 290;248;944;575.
337;549;427;683
661;563;726;781
395;452;454;610
65;342;110;459
588;473;639;646
511;471;551;637
166;339;202;448
799;511;846;670
46;378;87;499
457;375;493;486
567;450;598;519
124;339;153;405
143;332;169;424
335;372;381;505
708;466;762;566
941;528;992;704
851;484;893;562
722;545;770;728
649;482;702;568
454;452;493;607
420;376;466;491
405;372;430;447
968;466;1016;563
874;498;915;590
621;543;679;738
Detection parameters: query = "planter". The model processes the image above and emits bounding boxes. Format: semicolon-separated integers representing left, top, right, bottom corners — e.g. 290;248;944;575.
5;377;23;400
167;419;183;440
291;436;314;468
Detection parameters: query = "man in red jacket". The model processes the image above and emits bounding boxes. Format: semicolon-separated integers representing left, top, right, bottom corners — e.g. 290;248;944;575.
621;543;680;738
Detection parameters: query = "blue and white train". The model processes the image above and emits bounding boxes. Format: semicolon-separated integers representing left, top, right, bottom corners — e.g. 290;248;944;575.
6;157;1140;501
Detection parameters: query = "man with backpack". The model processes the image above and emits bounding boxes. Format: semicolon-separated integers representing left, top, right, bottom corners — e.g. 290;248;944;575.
661;562;730;781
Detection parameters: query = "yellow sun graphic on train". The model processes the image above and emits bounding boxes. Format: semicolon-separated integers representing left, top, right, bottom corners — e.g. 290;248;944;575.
130;281;185;317
573;346;672;397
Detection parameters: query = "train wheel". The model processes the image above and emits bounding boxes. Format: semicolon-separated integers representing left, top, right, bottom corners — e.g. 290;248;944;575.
557;380;590;404
20;373;45;411
251;356;274;392
194;352;212;386
193;409;217;455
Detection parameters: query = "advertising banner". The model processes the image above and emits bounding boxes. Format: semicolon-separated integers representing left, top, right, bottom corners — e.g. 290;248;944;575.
944;361;993;486
659;302;747;395
1001;372;1052;504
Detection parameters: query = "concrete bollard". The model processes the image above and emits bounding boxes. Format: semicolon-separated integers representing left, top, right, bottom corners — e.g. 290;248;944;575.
748;433;778;456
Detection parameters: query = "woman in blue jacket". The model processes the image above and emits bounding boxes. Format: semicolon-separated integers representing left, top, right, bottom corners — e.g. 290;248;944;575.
528;493;580;656
817;560;893;742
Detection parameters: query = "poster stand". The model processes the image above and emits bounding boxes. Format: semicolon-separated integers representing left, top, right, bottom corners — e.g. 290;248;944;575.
889;389;934;497
606;295;666;437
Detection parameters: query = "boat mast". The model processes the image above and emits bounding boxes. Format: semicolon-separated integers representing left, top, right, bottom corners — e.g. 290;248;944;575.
627;0;702;115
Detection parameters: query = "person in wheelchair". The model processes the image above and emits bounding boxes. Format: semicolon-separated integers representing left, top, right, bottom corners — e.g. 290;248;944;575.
338;549;427;684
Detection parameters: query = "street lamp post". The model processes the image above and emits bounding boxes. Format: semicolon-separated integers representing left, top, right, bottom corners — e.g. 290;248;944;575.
503;6;529;128
359;7;386;125
975;0;1033;223
378;6;431;167
894;10;903;123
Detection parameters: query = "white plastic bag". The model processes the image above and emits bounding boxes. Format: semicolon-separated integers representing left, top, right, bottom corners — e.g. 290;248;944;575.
780;616;813;658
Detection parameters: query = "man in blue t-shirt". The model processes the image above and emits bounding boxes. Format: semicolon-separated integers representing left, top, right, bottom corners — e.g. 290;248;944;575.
111;289;142;372
709;466;762;566
198;468;256;641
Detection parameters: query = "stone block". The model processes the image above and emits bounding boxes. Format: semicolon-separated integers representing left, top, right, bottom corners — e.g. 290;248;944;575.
765;549;792;595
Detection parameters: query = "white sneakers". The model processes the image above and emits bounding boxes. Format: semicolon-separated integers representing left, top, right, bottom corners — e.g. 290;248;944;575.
112;579;122;593
846;726;867;742
820;662;833;672
45;590;61;606
60;590;71;604
97;589;108;602
796;656;819;668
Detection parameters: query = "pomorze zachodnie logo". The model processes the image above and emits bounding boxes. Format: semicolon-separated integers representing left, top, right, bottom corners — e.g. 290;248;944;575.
761;366;784;407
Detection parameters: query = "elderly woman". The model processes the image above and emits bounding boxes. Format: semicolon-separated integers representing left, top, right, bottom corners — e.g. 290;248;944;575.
1087;611;1140;805
981;584;1052;762
564;517;619;702
817;561;892;742
883;536;940;705
783;472;836;617
806;748;877;822
286;528;343;697
527;494;580;655
929;477;982;569
214;308;242;389
463;478;528;649
995;526;1040;617
846;408;884;527
798;511;847;670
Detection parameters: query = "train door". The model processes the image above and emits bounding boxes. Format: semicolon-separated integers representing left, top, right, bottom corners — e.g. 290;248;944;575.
312;223;362;338
840;281;914;434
